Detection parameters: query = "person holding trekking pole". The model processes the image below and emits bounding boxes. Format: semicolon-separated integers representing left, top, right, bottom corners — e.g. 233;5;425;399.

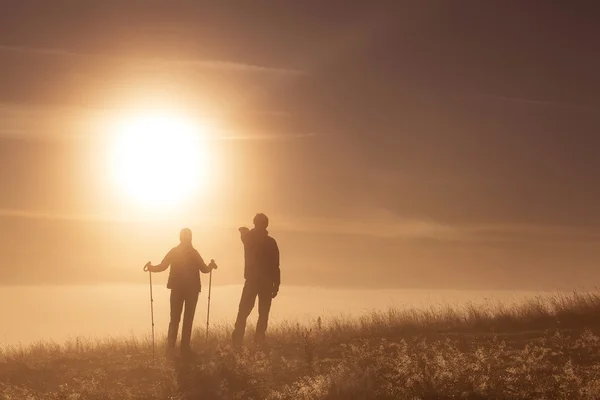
145;228;217;356
232;213;280;346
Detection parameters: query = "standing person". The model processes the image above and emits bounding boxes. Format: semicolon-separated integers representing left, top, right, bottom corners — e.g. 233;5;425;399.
145;228;217;356
232;213;280;346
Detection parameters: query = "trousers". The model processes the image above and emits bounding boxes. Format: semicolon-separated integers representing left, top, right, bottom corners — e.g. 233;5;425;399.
232;280;273;345
167;288;199;350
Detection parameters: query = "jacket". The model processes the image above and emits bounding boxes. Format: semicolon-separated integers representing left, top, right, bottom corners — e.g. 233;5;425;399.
241;228;280;286
161;244;210;292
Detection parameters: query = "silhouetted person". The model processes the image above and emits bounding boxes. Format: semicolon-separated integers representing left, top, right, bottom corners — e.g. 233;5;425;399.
145;228;216;355
232;213;280;346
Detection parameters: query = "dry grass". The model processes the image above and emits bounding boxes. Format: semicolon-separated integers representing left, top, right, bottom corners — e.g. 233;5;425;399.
3;292;600;399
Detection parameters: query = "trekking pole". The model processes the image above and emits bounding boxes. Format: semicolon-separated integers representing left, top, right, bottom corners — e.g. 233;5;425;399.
205;268;212;344
205;259;218;344
143;262;155;358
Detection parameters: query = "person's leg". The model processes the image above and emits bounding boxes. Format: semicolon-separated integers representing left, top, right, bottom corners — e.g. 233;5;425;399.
168;290;185;350
180;290;200;352
255;283;273;343
232;281;258;346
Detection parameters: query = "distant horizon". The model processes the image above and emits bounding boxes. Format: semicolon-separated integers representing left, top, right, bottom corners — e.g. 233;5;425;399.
0;284;557;347
0;281;590;293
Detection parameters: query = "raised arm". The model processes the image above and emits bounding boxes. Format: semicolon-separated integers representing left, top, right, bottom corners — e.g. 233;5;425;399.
239;227;250;244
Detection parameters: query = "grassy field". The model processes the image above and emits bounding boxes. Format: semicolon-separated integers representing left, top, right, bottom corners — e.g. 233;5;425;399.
3;292;600;399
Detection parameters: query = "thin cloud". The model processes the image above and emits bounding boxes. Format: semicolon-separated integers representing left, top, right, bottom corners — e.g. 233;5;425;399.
277;214;461;240
0;44;304;76
218;132;317;141
3;207;600;244
0;103;312;142
0;208;458;239
465;223;600;243
0;209;117;222
277;212;600;243
0;208;203;224
470;92;598;112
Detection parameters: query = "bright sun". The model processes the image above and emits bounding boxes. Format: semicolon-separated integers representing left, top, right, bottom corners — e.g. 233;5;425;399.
110;112;211;210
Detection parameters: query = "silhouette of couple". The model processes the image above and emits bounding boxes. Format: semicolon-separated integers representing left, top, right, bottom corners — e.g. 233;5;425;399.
145;213;280;355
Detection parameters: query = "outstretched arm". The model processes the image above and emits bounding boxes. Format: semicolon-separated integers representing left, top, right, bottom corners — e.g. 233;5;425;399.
147;249;173;273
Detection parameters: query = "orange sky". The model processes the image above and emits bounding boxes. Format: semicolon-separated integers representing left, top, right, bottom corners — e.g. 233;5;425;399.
1;3;600;290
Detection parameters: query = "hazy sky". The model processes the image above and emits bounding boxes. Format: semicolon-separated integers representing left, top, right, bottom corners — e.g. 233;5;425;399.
1;2;599;290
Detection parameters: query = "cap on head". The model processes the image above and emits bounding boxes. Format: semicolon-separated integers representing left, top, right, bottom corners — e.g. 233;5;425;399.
180;228;192;244
253;213;269;229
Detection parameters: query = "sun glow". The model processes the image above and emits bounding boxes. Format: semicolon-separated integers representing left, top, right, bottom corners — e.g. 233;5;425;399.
110;112;211;211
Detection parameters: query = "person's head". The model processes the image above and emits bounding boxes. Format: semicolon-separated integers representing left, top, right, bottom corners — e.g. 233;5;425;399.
179;228;192;244
253;213;269;230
